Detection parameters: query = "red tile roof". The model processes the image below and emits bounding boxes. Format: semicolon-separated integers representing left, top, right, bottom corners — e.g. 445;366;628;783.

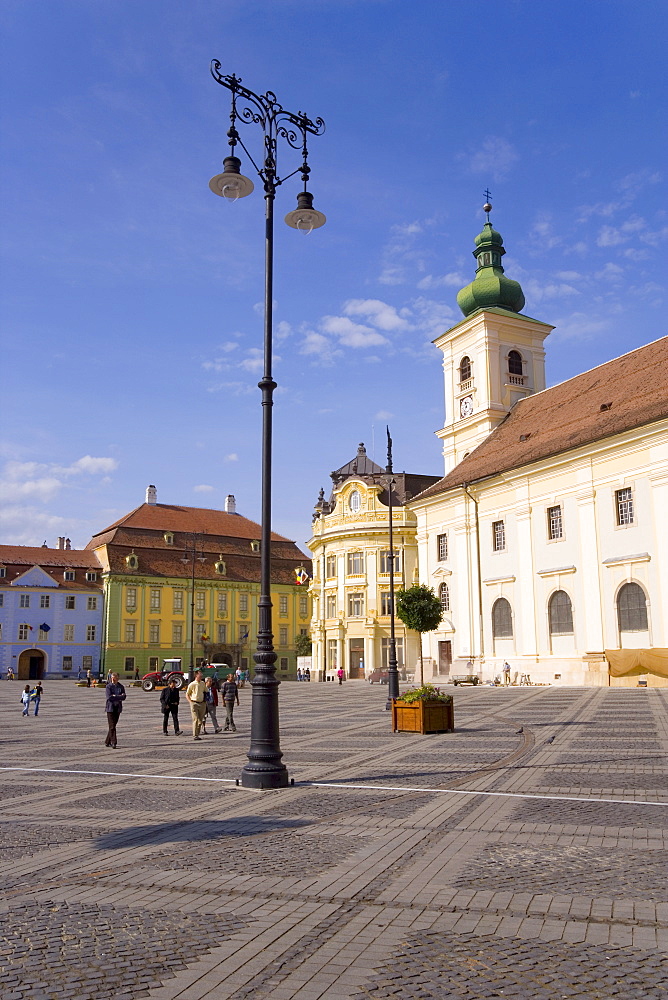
413;336;668;502
0;546;103;590
88;503;293;544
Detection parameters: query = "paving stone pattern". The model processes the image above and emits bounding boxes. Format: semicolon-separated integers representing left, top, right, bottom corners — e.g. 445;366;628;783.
353;931;668;999
162;830;362;876
1;682;667;999
509;796;668;829
0;901;244;1000
457;843;667;899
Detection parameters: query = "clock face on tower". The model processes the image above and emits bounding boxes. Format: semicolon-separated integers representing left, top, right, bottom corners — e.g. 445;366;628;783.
460;395;474;418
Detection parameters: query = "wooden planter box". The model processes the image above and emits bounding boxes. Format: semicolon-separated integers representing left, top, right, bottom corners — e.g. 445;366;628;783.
391;699;454;734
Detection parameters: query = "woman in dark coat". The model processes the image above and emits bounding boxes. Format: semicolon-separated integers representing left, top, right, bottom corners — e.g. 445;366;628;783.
104;672;126;748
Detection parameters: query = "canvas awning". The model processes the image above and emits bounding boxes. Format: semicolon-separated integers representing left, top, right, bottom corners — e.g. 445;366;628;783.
605;648;668;678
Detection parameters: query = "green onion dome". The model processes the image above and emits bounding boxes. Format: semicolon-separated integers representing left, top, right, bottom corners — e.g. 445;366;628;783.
457;217;525;317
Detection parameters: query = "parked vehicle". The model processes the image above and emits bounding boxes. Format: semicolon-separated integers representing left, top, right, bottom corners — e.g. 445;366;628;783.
141;659;187;691
451;674;480;686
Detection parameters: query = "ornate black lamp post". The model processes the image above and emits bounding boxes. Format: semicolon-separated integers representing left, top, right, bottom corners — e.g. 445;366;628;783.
385;428;400;710
209;64;326;789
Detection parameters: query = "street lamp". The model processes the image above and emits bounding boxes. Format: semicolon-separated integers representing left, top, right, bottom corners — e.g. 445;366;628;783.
209;64;326;789
181;534;206;682
385;428;400;710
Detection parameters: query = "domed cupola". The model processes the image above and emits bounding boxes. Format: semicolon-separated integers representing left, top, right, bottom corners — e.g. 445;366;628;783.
456;201;525;317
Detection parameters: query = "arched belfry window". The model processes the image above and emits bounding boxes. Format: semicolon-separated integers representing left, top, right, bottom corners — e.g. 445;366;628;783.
508;350;523;376
492;597;513;637
548;590;573;635
459;356;472;382
439;582;450;613
617;582;648;632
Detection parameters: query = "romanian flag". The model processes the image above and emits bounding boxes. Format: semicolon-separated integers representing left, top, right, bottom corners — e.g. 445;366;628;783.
294;567;309;585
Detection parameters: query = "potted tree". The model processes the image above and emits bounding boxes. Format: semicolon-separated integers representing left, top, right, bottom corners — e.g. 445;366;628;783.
391;683;454;734
395;584;443;684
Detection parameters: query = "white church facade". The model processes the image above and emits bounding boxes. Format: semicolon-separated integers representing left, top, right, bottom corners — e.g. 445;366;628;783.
408;211;668;688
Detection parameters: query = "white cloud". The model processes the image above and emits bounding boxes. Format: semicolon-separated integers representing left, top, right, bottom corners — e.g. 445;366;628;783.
555;271;583;281
468;136;518;181
597;226;626;247
321;316;389;348
0;476;63;502
224;453;239;462
594;262;624;281
238;348;268;373
640;225;668;247
417;272;465;290
343;299;409;331
553;311;609;341
299;331;342;365
0;454;118;503
374;410;394;420
69;455;118;475
194;484;214;493
409;296;456;339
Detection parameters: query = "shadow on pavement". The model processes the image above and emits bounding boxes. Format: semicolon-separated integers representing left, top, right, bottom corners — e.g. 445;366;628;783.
95;816;312;849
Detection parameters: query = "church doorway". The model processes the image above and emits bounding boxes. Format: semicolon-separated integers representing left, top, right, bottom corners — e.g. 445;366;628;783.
18;649;45;680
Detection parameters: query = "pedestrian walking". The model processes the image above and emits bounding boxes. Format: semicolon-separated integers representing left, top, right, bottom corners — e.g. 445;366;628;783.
503;661;511;685
21;685;31;716
31;682;44;716
86;669;92;688
337;668;344;686
7;666;15;681
297;668;303;682
221;673;240;732
186;670;207;741
305;668;311;682
104;672;126;748
160;679;183;736
204;677;223;733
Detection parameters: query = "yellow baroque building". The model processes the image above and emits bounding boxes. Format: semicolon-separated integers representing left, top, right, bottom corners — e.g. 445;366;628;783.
88;487;311;679
307;445;439;680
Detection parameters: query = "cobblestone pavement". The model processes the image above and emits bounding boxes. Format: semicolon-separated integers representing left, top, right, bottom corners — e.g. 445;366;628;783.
1;681;667;998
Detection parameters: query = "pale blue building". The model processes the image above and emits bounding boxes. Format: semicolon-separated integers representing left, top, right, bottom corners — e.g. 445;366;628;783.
0;542;104;679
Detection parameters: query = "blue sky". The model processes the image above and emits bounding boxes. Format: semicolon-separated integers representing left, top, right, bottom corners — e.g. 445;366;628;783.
1;0;666;552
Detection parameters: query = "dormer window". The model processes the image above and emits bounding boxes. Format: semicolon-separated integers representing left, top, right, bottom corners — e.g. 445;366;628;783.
164;532;174;545
215;557;227;575
459;356;472;383
348;490;361;513
86;572;97;582
64;570;75;581
250;540;260;553
126;552;139;570
0;567;5;578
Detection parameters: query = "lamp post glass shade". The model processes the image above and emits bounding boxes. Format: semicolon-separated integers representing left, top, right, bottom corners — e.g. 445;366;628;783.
284;191;326;233
209;156;254;199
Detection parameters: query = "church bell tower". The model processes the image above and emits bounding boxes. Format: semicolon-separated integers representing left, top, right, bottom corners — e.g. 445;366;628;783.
435;200;554;473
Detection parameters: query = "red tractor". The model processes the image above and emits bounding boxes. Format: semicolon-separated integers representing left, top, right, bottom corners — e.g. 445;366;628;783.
141;658;187;691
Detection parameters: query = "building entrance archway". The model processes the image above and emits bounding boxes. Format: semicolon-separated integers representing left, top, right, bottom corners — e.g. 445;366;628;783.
18;649;45;680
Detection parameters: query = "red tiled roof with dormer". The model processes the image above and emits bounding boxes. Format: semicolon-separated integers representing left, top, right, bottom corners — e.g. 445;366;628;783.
412;336;668;503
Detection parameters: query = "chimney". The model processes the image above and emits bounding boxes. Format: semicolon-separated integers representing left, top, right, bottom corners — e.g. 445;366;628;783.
224;494;237;514
146;484;157;505
57;537;65;550
65;538;71;550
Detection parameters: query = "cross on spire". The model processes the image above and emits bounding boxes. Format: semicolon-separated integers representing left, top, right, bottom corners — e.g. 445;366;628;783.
483;189;492;221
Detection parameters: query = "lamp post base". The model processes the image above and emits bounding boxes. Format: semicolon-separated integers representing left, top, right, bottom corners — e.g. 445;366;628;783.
240;766;289;789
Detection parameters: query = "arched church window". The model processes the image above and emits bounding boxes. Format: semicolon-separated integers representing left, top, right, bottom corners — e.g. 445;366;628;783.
492;597;513;637
439;582;450;613
548;590;573;634
617;582;648;632
459;356;472;382
508;350;523;376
